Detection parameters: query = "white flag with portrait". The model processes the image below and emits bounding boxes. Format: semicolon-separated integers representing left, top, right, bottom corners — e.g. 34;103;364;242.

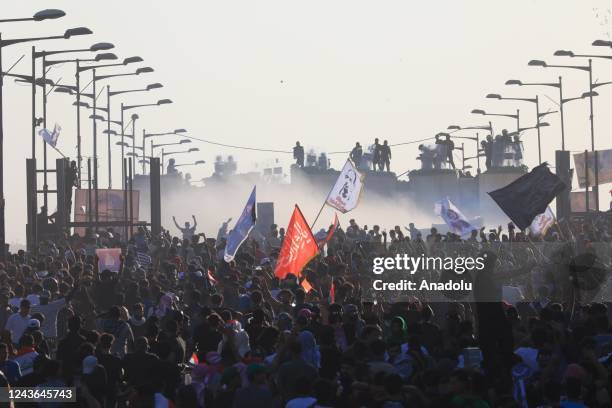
529;206;555;236
325;159;364;213
435;197;475;237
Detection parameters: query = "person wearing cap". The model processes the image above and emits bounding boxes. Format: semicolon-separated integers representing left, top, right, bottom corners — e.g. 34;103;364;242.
82;355;108;406
5;298;31;345
25;318;40;332
231;363;273;408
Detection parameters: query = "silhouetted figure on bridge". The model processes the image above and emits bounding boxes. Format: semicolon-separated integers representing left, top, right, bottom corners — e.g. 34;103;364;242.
379;140;391;172
350;142;363;167
372;138;382;171
167;158;178;175
293;142;304;167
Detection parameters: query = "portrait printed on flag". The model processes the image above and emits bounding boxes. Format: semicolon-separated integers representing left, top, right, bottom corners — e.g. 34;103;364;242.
326;160;365;213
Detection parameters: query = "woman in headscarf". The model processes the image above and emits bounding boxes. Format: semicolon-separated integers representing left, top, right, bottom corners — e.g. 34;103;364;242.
298;330;320;369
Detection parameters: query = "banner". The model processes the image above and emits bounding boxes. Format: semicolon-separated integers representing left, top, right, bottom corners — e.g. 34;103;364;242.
570;191;597;212
74;189;140;237
434;197;475;237
326;160;364;213
529;207;555;236
274;205;319;280
573;149;612;188
96;248;122;273
38;124;61;148
488;163;566;230
224;186;257;262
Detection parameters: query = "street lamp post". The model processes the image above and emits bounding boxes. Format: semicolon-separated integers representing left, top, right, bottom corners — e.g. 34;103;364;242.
121;99;173;177
83;61;149;191
486;93;549;164
447;123;493;174
38;43;114;180
527;58;599;210
152;139;193;173
0;17;92;259
142;128;187;174
505;77;566;151
174;160;206;168
44;52;116;205
104;82;162;188
471;108;520;132
161;148;201;168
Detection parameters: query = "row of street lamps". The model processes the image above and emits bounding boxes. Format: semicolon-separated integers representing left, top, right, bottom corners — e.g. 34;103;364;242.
0;9;204;258
440;40;612;213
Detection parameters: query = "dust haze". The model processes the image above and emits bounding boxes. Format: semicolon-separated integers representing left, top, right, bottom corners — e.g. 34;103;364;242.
158;176;440;239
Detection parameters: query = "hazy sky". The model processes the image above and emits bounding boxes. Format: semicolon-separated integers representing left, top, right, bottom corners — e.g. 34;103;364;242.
2;0;612;244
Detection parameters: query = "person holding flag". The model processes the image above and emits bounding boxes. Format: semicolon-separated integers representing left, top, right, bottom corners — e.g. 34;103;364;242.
224;187;257;263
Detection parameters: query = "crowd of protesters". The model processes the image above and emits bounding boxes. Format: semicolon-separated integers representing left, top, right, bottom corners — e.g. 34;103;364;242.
0;209;609;407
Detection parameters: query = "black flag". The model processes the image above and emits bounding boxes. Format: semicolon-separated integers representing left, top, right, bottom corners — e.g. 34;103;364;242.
488;163;566;230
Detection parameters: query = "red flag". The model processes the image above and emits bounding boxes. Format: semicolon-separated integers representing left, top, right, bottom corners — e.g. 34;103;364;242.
274;205;319;280
329;281;336;304
301;278;313;293
189;352;199;365
318;213;340;247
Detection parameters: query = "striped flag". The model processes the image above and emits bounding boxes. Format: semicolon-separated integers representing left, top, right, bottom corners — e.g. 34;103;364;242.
189;352;199;365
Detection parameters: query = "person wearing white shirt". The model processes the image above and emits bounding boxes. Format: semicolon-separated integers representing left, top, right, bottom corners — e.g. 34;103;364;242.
4;299;31;345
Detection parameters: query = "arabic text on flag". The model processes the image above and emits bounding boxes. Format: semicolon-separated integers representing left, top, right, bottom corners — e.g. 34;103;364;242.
274;205;319;280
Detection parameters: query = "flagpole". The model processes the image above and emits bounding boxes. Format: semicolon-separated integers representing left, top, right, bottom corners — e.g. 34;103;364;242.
50;144;66;158
310;202;327;230
310;171;337;229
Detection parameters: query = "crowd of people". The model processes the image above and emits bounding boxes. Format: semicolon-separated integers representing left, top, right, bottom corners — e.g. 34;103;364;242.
0;210;609;407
